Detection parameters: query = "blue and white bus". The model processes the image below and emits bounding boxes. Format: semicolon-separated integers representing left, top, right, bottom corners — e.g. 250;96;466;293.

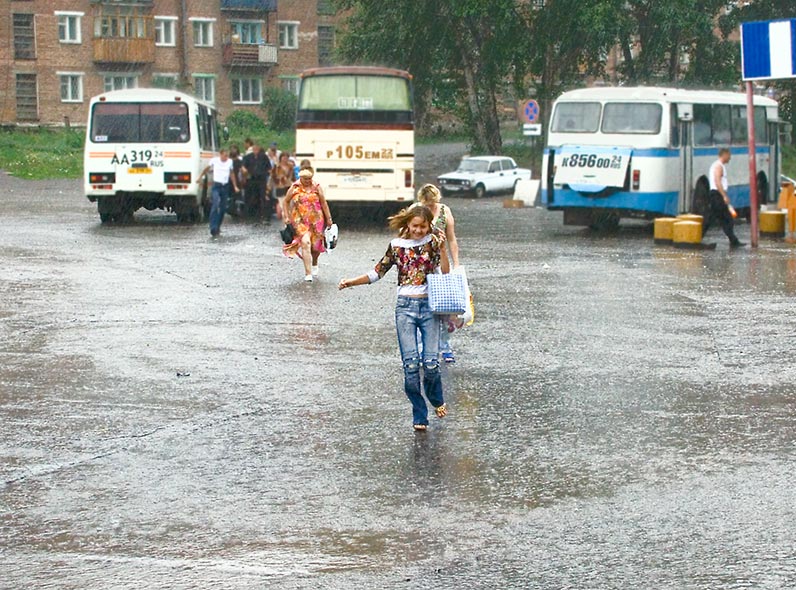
541;87;781;229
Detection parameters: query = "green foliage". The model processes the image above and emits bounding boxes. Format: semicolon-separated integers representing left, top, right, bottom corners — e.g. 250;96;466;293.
261;87;297;132
225;110;268;135
0;128;83;179
784;144;796;178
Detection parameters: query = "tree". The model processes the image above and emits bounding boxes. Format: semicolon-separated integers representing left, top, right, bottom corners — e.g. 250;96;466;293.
335;0;532;153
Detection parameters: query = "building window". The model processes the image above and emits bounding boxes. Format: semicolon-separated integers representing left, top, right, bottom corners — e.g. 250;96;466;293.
103;75;138;92
152;73;178;89
194;75;215;103
94;12;149;39
16;73;38;121
230;21;263;44
59;73;83;102
278;22;298;49
13;13;36;59
317;0;336;15
280;76;300;95
192;19;214;47
56;12;82;44
155;17;176;46
232;78;261;104
318;25;334;67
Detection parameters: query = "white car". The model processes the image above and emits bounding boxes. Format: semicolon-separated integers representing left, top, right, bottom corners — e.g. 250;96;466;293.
437;156;532;198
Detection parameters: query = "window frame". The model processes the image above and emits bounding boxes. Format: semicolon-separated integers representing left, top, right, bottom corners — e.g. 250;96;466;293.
278;21;299;49
193;74;216;104
154;16;177;47
102;74;139;92
58;71;84;102
55;11;83;44
229;20;264;44
232;77;262;105
151;72;178;89
190;18;215;47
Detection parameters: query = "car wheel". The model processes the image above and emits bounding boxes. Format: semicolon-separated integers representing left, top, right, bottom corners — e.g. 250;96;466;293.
474;184;486;199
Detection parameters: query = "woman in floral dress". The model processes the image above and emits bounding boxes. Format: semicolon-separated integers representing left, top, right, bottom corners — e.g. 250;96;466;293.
283;166;333;282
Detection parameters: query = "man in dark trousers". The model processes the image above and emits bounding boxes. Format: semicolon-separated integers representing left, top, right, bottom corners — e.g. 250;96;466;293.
703;147;744;248
242;143;272;222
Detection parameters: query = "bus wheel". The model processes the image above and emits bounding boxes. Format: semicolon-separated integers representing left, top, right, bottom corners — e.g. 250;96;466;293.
692;178;710;217
588;211;620;232
97;198;115;224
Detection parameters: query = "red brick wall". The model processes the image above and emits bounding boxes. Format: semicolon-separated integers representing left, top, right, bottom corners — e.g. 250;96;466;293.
0;0;343;126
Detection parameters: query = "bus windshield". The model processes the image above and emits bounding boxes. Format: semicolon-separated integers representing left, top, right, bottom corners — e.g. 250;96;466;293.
551;102;601;133
299;75;411;111
601;103;662;134
297;74;412;124
90;102;189;143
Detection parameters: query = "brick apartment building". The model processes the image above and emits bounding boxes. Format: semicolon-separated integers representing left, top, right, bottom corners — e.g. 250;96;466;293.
0;0;341;126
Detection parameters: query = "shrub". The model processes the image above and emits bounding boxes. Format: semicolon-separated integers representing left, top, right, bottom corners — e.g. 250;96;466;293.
261;87;297;132
225;110;268;135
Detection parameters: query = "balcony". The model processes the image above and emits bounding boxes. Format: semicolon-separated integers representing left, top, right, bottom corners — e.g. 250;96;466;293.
93;37;155;64
222;43;278;67
221;0;277;11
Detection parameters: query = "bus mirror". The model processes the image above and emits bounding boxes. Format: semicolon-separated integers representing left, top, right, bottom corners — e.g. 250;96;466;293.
677;104;693;121
222;125;230;141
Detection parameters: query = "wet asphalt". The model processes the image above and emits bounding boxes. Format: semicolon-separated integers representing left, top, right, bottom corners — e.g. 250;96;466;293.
2;149;796;589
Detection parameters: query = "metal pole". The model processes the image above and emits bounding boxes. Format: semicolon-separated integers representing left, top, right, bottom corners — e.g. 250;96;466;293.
746;81;759;248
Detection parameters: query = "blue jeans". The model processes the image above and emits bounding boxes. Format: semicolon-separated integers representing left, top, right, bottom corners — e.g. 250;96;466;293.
209;182;230;235
395;296;444;426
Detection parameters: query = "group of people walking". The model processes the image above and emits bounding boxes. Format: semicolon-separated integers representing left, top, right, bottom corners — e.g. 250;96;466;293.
200;147;463;432
197;138;303;238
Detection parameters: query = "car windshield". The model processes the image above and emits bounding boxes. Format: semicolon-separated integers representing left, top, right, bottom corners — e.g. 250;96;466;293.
458;159;489;173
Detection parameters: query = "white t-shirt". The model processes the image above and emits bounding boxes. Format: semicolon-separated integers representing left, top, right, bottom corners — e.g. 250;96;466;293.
209;157;234;184
708;159;728;192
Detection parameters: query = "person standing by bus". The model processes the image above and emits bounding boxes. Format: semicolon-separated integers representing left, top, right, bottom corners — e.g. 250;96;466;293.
703;148;743;248
416;184;461;363
242;144;271;222
283;166;333;282
338;205;450;431
197;148;239;238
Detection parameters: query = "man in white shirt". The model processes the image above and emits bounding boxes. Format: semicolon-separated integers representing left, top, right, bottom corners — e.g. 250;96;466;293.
703;147;743;248
197;149;239;238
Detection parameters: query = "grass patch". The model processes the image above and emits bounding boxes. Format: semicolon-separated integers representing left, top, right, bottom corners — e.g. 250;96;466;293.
0;127;84;179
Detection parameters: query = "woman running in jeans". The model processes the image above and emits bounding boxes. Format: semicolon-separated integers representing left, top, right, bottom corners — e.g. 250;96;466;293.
338;205;450;431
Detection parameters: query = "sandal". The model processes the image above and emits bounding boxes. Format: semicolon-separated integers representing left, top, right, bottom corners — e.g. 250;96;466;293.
413;424;428;432
434;404;447;419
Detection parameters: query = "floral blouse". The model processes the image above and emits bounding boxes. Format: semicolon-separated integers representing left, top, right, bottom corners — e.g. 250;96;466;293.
367;234;442;296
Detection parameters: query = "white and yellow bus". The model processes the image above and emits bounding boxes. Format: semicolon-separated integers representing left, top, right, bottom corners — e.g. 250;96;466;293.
295;66;415;216
542;87;781;229
84;88;221;224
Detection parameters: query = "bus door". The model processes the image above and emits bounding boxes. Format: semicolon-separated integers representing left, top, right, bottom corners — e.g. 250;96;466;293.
678;116;694;214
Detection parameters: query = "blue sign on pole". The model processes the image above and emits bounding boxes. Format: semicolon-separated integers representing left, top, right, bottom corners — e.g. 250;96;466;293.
741;18;796;81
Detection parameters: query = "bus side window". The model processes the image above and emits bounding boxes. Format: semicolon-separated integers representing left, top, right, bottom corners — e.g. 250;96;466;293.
712;104;731;146
693;104;712;146
670;105;680;147
754;106;768;144
730;105;747;144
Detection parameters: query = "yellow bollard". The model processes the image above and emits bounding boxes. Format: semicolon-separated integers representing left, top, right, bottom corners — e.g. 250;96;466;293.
676;213;704;224
653;217;677;244
759;210;786;237
672;220;703;248
780;182;796;243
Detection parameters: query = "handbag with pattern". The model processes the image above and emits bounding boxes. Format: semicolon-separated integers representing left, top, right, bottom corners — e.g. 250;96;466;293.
427;272;467;315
